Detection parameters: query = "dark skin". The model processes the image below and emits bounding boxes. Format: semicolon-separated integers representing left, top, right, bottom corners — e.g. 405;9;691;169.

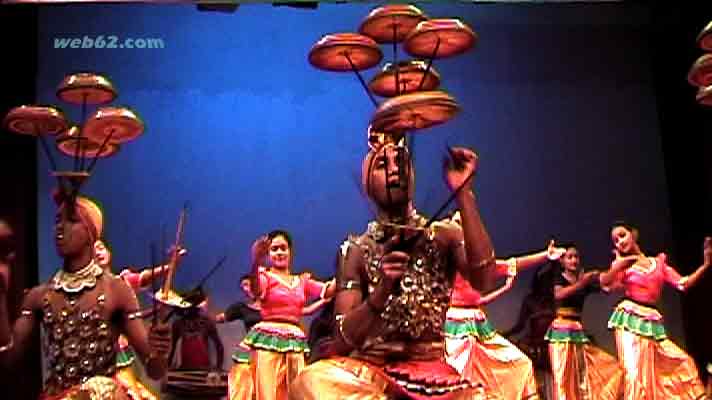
169;307;224;370
0;205;171;380
334;146;496;352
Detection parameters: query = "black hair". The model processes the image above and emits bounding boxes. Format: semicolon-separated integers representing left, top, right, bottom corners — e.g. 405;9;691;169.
610;220;640;242
557;241;577;250
611;220;637;233
267;229;293;249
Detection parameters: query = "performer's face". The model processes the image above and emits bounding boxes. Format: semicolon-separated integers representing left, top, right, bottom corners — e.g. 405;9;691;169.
94;240;111;267
55;205;92;258
367;146;411;207
561;247;580;272
268;235;291;270
611;226;636;255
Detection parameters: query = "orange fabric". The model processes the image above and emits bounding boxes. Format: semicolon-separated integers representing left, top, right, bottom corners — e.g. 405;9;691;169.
115;367;158;400
614;328;705;400
253;349;305;400
289;357;485;400
229;362;255;400
548;341;622;400
445;332;538;399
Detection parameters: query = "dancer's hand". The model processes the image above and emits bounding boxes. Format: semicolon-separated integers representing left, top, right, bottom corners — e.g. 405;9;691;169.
251;235;270;264
613;249;639;264
444;147;478;192
582;270;600;284
547;240;566;260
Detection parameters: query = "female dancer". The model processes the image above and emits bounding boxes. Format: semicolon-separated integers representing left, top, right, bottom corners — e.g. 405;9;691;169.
215;275;261;400
444;238;565;400
545;243;622;400
219;273;331;400
600;222;710;400
242;230;334;400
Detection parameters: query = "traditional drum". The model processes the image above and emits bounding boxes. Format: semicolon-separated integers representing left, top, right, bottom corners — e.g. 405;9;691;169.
164;369;228;398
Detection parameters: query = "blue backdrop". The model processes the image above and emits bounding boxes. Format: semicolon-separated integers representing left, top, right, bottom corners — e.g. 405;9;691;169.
35;2;683;371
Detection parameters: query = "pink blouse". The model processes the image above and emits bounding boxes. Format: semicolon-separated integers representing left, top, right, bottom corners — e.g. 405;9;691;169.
618;254;685;305
257;267;327;324
450;273;482;307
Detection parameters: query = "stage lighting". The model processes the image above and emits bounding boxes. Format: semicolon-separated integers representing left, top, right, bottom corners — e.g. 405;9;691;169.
197;0;239;12
273;2;317;9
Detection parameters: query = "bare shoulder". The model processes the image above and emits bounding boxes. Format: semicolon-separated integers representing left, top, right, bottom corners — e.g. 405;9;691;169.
104;273;138;310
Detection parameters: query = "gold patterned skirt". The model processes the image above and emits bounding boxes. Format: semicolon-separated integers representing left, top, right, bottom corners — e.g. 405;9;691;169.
39;376;130;400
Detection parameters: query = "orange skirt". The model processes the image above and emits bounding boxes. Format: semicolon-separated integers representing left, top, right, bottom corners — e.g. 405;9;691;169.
548;340;623;400
546;314;623;400
229;361;255;400
614;328;705;400
445;307;538;399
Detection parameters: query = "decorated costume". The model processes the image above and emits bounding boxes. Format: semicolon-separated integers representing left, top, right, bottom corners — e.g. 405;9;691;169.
242;266;330;400
605;254;706;400
545;271;622;400
445;269;538;400
33;197;150;400
291;213;486;400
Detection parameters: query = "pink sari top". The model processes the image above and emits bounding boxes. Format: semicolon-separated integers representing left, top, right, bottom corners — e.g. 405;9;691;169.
621;254;685;305
256;267;328;324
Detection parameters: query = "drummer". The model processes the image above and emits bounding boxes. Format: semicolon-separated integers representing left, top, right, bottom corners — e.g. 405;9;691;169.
167;297;224;371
